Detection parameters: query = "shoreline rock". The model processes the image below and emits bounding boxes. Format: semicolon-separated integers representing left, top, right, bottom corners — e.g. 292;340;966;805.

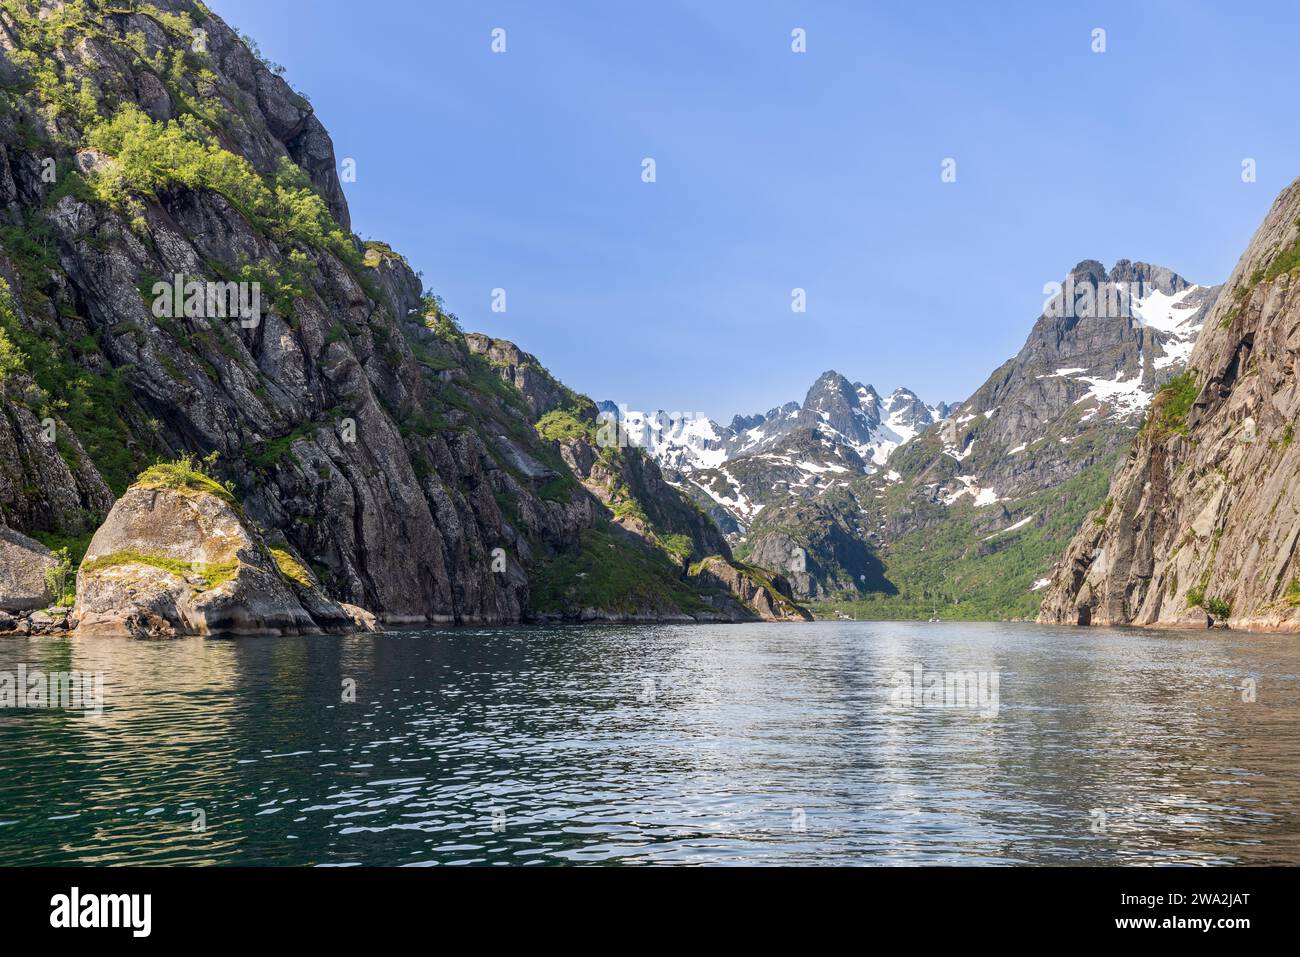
73;478;376;638
0;526;57;613
689;556;813;622
0;606;72;636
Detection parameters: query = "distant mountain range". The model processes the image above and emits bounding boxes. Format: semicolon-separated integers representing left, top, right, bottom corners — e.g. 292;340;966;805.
600;380;951;528
605;259;1218;612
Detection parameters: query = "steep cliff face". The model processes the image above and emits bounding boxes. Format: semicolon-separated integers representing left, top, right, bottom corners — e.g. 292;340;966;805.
1040;178;1300;631
0;0;798;627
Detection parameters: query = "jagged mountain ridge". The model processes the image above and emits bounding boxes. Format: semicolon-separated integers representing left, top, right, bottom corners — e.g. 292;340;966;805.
602;374;950;530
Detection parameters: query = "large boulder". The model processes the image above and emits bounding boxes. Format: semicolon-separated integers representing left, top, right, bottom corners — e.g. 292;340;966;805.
74;479;369;637
0;525;56;612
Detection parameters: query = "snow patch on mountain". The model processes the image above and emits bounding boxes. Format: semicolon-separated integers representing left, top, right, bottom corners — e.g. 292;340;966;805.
941;475;1001;506
984;515;1033;540
611;407;729;471
1132;284;1203;333
1135;284;1206;371
1073;370;1153;417
694;467;761;522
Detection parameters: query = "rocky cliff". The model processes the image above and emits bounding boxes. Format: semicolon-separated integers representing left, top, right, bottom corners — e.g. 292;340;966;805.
1040;178;1300;631
0;0;802;630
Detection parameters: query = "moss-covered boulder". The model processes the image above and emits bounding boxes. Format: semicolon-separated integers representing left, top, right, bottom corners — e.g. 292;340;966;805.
74;462;369;637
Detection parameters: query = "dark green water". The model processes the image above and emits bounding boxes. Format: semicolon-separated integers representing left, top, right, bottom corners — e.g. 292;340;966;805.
0;621;1297;865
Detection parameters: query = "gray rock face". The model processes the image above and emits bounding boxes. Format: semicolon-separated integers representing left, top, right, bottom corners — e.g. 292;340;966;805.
0;524;55;611
1040;178;1300;631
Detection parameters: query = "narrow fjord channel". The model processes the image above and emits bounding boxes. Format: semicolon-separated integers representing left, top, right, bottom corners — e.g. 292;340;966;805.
1;622;1296;866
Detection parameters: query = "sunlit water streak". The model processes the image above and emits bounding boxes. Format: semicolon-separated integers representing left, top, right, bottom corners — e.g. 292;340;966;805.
0;621;1297;865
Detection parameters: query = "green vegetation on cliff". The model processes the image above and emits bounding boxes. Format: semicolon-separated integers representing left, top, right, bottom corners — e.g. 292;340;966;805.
87;105;358;265
44;548;75;607
529;524;710;618
81;550;238;590
136;453;237;504
535;409;594;444
1187;588;1230;619
1142;371;1198;442
0;325;23;384
270;548;314;590
815;450;1122;620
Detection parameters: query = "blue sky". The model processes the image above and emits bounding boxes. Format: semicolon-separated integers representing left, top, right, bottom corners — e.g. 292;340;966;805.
210;0;1300;421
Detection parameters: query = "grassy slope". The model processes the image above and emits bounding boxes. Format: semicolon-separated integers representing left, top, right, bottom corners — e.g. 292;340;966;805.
529;525;714;617
813;450;1121;620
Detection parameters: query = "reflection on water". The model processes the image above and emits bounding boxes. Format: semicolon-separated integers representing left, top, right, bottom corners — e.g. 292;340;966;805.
0;621;1297;865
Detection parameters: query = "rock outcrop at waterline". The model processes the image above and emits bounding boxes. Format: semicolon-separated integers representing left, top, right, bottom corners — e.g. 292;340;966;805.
1039;176;1300;631
689;556;813;622
74;467;372;637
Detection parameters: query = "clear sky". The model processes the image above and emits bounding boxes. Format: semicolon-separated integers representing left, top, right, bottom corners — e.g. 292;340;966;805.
209;0;1300;421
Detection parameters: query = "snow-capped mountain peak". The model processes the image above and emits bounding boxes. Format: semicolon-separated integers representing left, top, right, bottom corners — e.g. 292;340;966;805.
599;373;949;536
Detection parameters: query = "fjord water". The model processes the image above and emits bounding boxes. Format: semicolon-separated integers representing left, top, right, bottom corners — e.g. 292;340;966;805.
1;622;1297;866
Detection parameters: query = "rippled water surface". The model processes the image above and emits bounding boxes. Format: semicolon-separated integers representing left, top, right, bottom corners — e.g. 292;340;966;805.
1;621;1298;865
